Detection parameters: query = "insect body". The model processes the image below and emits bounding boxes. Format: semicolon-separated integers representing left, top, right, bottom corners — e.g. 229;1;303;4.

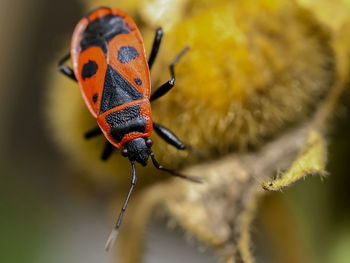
58;7;199;251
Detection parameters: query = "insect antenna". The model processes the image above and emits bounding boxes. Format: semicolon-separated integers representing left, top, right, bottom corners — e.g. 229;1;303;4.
169;46;190;77
105;162;137;251
150;151;202;183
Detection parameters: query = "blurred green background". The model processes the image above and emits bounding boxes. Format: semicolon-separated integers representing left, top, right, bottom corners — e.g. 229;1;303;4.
1;0;350;262
0;1;112;262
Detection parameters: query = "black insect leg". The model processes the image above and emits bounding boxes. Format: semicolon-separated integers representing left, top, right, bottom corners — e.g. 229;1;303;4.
150;78;174;102
153;122;186;150
84;127;116;161
150;46;190;102
58;53;77;81
105;162;137;251
84;126;103;139
153;122;205;158
148;27;163;70
101;141;116;161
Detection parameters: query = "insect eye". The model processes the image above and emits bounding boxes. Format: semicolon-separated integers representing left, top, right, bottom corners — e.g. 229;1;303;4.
145;138;153;148
121;148;128;157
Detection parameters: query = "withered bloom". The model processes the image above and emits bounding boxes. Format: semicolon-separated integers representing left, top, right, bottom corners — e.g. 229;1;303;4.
47;0;350;262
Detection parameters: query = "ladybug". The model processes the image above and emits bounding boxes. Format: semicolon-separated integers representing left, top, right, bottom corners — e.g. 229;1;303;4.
58;7;200;250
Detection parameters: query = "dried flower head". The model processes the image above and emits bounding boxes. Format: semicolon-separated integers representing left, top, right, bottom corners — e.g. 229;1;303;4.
47;0;350;262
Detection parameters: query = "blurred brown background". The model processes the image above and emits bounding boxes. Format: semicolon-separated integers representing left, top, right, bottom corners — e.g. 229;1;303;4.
1;0;350;263
0;1;217;262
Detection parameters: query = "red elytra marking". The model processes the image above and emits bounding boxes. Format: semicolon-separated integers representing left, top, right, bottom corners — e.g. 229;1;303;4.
71;17;88;63
88;8;112;21
110;8;137;30
76;47;107;117
108;33;150;99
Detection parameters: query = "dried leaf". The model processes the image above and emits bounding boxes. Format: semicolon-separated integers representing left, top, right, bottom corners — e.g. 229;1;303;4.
116;124;312;263
263;130;327;191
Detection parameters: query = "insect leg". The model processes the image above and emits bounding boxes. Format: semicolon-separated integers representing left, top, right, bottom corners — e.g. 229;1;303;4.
105;162;137;251
148;27;163;70
101;141;116;161
58;53;77;81
84;126;103;139
150;46;190;102
153;122;186;150
153;122;205;158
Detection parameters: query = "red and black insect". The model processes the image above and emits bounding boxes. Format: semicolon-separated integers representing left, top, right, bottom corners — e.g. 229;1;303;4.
58;7;199;250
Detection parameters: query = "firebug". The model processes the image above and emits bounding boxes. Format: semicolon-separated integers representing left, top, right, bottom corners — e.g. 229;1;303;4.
58;7;200;250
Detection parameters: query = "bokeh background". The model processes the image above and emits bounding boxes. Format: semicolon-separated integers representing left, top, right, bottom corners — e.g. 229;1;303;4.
1;0;350;263
0;1;217;262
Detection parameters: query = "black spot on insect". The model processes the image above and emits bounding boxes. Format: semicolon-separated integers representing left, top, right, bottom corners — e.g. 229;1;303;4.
105;105;146;142
80;14;132;53
134;78;142;86
118;46;139;63
92;93;98;103
100;65;143;114
82;60;98;80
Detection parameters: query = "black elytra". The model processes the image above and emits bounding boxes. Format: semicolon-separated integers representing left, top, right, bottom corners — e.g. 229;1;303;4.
82;60;98;80
105;105;146;142
80;13;132;53
92;93;98;103
134;78;142;86
118;46;139;63
99;65;143;114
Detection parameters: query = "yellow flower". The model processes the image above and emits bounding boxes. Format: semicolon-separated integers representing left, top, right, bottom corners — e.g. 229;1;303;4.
47;0;350;262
